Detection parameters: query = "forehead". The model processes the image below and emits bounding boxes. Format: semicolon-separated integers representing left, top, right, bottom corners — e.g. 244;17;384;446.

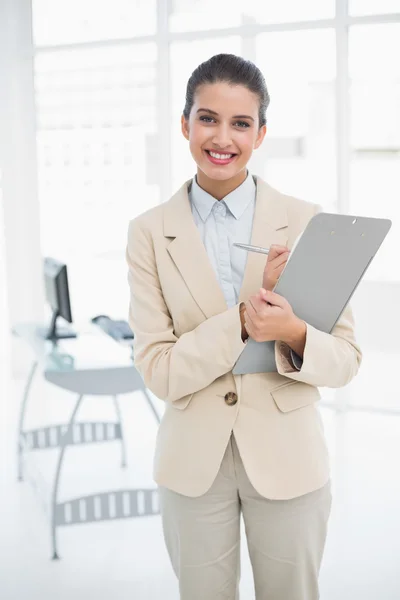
193;82;259;116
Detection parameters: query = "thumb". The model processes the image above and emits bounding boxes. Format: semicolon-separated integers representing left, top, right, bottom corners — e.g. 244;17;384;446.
260;288;286;308
260;288;272;306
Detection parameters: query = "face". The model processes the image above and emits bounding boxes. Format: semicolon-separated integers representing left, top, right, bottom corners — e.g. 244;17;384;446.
181;81;266;186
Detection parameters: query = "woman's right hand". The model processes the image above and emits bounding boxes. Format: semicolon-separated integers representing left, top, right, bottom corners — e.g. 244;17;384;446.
262;244;290;292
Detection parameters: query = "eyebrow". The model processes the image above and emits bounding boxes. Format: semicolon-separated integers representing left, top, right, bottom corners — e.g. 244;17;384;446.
197;108;254;122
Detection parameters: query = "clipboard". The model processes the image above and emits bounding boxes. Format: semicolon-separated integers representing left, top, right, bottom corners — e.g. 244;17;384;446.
232;212;392;375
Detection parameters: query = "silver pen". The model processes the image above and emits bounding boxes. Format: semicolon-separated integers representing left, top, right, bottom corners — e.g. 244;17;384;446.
233;242;270;255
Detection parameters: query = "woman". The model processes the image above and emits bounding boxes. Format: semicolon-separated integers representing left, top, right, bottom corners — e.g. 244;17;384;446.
126;54;362;600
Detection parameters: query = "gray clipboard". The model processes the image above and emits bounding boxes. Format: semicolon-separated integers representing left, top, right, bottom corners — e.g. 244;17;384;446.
232;212;392;375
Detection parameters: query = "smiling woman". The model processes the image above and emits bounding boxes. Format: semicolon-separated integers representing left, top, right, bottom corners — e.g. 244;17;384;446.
126;52;361;600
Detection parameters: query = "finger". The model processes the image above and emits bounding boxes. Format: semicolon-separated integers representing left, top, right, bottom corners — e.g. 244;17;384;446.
248;294;269;316
270;251;290;272
244;305;256;330
260;289;287;309
270;244;289;254
267;245;290;261
245;298;259;323
271;265;286;283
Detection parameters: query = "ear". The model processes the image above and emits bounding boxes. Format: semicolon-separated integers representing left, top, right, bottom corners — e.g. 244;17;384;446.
181;114;190;141
254;124;267;150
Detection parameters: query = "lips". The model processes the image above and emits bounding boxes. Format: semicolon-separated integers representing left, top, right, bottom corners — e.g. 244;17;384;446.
204;150;237;166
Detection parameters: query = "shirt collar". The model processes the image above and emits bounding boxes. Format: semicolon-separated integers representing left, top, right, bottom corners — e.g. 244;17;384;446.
190;171;256;222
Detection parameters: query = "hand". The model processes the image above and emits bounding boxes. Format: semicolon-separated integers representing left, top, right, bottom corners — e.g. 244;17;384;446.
244;288;304;344
262;245;290;292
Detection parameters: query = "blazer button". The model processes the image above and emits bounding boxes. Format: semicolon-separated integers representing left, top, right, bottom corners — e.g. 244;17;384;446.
224;392;238;406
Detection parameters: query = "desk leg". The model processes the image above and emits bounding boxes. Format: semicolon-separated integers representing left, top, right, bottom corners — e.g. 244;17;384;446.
17;360;38;481
51;393;84;560
142;389;161;424
112;395;127;468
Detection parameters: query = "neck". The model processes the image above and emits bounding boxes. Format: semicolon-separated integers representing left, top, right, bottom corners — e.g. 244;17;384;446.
196;168;248;200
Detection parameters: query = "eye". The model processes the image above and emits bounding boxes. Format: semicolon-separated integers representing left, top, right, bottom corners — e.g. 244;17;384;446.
199;115;215;123
234;121;250;128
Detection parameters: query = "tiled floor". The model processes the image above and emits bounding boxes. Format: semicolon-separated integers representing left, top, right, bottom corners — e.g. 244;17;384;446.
1;361;400;600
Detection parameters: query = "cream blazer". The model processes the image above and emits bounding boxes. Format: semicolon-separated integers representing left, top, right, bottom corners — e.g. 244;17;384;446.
126;176;362;500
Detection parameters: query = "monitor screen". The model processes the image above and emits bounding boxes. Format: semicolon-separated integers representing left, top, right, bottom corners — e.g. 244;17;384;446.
43;257;73;324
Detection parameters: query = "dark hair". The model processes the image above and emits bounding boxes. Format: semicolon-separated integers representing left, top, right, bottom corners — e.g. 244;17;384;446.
183;53;270;128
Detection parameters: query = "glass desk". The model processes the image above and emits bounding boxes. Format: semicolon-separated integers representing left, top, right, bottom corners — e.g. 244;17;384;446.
13;323;161;559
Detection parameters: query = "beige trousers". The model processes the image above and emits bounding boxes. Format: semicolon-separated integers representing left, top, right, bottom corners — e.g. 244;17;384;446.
159;434;332;600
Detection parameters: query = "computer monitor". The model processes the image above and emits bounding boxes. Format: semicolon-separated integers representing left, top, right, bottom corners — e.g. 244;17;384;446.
42;257;76;340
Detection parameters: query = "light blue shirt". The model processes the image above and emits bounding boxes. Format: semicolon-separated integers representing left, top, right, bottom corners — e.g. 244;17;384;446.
189;172;302;370
189;172;256;309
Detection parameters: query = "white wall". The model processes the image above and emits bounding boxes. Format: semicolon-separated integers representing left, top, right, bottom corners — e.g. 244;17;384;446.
0;0;44;374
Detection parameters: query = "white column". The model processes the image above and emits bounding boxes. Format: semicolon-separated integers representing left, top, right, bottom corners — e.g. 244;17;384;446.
0;0;44;374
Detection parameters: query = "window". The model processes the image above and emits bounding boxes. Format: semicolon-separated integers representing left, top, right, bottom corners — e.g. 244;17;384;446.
254;29;337;211
169;0;335;32
32;0;156;46
349;0;400;16
349;24;400;281
35;43;158;321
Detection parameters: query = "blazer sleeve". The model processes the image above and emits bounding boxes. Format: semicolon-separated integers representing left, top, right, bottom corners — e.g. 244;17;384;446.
274;202;362;388
275;303;362;388
126;217;247;404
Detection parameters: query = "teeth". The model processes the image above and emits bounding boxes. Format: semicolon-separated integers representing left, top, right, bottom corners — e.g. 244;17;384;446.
209;151;233;159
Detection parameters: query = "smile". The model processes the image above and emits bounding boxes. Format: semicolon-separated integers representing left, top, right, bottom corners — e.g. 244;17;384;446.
204;150;237;165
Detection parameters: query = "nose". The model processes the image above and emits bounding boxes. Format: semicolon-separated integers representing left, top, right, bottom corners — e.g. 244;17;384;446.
212;123;232;149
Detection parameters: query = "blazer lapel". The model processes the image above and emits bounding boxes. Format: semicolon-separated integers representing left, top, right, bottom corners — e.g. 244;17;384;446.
163;176;289;319
238;177;288;303
164;180;228;318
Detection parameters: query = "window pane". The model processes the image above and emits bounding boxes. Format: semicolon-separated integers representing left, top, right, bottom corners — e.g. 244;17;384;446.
170;37;241;192
36;44;159;322
32;0;156;46
170;0;335;32
254;30;337;211
350;0;400;16
349;24;400;282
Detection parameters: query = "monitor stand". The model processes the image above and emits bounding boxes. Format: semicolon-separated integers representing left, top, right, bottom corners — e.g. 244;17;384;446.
37;310;77;340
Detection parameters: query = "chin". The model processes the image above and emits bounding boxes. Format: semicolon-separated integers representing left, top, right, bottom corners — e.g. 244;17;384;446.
201;169;234;181
198;162;245;182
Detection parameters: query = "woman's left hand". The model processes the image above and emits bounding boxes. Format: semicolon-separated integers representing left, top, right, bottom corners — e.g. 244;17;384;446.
244;288;303;344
